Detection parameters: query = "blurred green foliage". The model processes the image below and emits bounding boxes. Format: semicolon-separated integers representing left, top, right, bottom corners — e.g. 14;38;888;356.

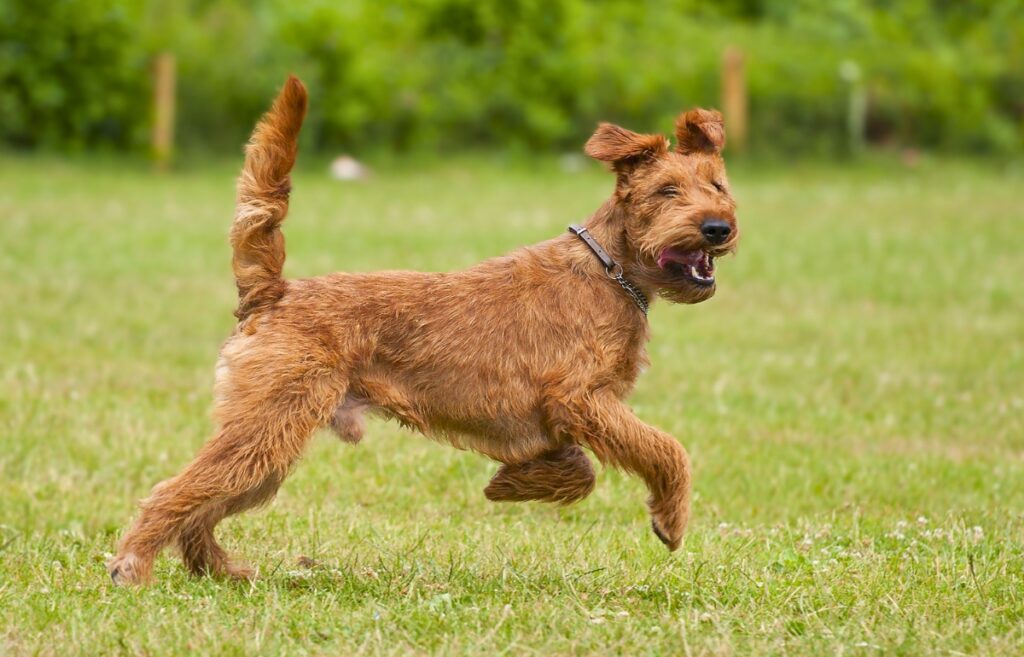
1;0;1021;155
0;0;147;149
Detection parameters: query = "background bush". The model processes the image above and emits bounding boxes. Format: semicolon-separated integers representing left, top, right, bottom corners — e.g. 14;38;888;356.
0;0;148;150
1;0;1021;155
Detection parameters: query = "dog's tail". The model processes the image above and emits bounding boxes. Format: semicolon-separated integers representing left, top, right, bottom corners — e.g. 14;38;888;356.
231;75;308;321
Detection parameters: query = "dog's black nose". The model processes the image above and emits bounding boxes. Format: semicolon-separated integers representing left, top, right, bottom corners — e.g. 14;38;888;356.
700;219;731;244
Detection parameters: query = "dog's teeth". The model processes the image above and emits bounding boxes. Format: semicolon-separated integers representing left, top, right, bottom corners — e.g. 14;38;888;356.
690;265;699;278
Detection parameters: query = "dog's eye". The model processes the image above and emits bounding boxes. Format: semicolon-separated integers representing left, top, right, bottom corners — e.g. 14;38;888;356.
711;180;726;193
658;185;679;197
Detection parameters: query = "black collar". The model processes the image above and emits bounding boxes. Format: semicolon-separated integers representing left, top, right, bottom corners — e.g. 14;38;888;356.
568;224;649;316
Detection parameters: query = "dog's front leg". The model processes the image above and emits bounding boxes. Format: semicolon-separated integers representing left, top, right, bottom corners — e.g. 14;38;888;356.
550;393;691;550
484;445;596;505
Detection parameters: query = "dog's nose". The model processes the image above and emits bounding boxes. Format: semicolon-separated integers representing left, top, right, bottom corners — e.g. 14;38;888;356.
700;219;731;244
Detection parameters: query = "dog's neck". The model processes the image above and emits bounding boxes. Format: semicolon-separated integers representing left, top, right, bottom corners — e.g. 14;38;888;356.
581;199;627;254
568;199;656;318
581;199;647;286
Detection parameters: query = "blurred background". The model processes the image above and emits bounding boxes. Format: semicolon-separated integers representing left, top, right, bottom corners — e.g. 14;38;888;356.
3;3;1024;654
2;0;1022;161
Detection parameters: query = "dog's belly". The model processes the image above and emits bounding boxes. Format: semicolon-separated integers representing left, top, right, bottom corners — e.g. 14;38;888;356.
333;387;557;464
428;412;556;463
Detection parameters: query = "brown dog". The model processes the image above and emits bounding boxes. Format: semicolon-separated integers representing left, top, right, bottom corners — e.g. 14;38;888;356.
108;77;739;584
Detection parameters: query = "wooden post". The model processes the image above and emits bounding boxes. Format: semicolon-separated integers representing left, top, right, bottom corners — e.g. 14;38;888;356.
721;46;748;153
152;52;176;170
839;60;866;156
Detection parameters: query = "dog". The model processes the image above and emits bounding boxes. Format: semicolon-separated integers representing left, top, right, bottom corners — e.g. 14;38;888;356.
108;76;739;584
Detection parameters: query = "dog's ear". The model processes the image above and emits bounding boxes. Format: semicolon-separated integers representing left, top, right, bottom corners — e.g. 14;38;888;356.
674;109;725;155
585;123;668;169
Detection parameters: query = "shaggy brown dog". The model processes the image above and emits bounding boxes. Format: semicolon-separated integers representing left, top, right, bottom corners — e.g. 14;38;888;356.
108;76;739;584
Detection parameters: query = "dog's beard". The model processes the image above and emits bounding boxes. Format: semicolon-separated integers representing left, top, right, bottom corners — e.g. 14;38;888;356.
632;243;723;305
657;281;716;304
625;216;738;305
628;259;716;305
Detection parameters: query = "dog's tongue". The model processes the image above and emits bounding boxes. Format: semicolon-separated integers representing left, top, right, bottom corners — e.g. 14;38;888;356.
657;247;703;269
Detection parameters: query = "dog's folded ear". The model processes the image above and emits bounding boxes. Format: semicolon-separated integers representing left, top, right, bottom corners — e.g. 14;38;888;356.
675;109;725;155
585;123;669;168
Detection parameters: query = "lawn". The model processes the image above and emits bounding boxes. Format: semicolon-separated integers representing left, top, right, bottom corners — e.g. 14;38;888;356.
1;153;1022;656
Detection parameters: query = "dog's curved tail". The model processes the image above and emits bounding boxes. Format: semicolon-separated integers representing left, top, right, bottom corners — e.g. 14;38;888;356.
231;75;308;321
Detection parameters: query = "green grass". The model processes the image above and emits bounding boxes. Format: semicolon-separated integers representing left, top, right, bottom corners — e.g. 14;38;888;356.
2;153;1023;656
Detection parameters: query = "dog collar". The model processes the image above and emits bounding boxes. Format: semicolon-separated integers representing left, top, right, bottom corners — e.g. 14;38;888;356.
568;224;649;316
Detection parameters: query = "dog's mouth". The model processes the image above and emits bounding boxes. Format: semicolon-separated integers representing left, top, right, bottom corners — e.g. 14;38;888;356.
657;247;715;287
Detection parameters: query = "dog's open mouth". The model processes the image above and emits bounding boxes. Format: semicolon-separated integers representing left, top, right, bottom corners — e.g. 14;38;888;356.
657;247;715;286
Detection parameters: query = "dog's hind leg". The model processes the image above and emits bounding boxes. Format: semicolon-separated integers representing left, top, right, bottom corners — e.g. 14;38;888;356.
108;376;341;585
546;392;691;551
484;445;595;505
175;472;283;580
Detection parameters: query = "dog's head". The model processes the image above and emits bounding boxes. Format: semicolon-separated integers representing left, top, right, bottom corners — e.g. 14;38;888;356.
585;109;739;304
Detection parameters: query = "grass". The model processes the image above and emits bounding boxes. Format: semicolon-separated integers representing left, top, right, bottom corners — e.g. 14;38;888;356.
1;152;1022;656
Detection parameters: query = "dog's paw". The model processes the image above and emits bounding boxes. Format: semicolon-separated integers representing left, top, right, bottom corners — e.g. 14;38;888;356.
107;552;148;586
651;518;682;551
649;497;687;552
221;561;256;582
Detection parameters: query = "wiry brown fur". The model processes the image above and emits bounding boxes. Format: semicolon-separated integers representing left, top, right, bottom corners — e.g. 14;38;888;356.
231;76;307;321
108;77;739;585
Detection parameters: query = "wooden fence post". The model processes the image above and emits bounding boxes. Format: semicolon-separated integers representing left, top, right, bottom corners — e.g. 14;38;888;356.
152;52;176;170
721;46;748;153
839;60;866;156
